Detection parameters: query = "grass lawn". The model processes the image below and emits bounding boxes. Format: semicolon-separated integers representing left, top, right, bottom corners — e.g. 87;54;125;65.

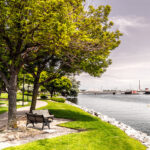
4;101;146;150
0;93;31;115
0;93;32;101
0;106;8;114
0;102;31;114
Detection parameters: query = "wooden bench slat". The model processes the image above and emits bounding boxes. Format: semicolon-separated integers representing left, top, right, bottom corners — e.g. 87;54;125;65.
32;110;54;120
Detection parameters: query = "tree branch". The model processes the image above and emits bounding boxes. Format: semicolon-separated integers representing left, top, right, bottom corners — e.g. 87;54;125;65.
39;74;59;85
2;35;13;55
16;43;41;57
0;26;13;54
0;71;9;88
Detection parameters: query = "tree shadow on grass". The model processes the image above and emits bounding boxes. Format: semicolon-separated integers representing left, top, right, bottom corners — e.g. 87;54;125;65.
49;109;99;122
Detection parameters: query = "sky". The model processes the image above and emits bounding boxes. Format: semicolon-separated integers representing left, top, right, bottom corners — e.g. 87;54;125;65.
76;0;150;91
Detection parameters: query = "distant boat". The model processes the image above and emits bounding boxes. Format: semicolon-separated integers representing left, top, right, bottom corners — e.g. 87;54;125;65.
124;91;132;94
144;91;150;94
124;90;138;95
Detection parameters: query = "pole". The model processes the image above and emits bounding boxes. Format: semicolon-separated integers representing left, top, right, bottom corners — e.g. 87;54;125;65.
22;75;25;106
139;80;141;91
27;84;29;101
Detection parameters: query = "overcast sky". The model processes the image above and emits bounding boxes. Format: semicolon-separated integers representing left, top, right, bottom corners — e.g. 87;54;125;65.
76;0;150;91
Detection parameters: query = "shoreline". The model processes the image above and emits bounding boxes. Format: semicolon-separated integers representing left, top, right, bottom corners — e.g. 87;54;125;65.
1;100;147;150
66;100;150;149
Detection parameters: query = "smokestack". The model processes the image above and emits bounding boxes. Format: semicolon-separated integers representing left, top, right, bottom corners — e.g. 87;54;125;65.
139;80;141;91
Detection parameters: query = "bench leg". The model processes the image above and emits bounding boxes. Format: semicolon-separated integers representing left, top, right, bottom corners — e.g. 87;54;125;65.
42;123;44;130
48;123;50;129
42;123;50;129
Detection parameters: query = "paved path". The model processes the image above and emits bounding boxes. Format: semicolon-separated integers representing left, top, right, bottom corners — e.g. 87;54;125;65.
0;101;78;150
0;100;47;129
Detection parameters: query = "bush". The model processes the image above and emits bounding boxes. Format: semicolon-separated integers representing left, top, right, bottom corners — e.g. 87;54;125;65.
51;97;66;103
40;94;48;99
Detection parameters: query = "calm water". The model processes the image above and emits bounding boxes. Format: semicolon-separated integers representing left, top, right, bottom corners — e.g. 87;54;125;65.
69;94;150;135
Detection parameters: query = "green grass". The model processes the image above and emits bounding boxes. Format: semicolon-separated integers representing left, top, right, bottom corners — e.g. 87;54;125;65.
0;93;32;101
0;102;31;115
0;101;7;105
0;107;8;114
51;97;66;103
0;93;8;99
0;100;8;114
4;101;146;150
0;94;31;115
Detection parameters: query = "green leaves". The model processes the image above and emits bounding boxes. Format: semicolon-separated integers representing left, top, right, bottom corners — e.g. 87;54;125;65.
0;0;122;87
44;76;72;97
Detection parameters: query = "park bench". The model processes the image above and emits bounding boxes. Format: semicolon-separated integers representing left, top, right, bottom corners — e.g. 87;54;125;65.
26;110;54;129
32;110;54;120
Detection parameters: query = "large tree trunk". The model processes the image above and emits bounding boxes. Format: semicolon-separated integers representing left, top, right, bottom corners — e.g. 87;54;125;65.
30;76;40;112
8;71;18;129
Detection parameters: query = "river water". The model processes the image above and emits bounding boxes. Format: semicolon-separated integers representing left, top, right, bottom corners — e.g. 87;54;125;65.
68;94;150;135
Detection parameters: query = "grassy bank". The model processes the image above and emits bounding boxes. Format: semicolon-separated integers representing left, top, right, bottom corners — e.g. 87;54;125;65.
4;101;146;150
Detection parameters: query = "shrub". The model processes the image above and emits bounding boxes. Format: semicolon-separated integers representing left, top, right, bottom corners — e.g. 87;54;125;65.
51;97;66;103
40;94;48;99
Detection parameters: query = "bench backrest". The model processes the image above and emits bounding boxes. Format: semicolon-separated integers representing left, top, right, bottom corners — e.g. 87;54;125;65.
32;110;50;117
34;114;44;123
26;113;35;122
26;113;44;123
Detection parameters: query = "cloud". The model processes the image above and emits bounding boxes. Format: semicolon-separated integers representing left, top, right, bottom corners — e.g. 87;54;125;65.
111;16;149;35
110;63;149;71
76;57;150;90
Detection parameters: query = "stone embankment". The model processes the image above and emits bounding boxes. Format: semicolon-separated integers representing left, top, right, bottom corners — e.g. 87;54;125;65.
66;101;150;149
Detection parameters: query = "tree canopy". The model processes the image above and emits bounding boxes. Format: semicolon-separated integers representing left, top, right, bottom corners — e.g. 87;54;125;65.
44;76;72;97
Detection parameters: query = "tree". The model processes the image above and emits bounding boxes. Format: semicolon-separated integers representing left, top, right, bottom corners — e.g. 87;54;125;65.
44;76;72;98
66;77;80;97
0;0;82;128
24;57;65;112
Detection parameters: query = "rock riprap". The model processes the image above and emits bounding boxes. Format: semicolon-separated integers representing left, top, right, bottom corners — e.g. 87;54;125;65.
66;101;150;149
